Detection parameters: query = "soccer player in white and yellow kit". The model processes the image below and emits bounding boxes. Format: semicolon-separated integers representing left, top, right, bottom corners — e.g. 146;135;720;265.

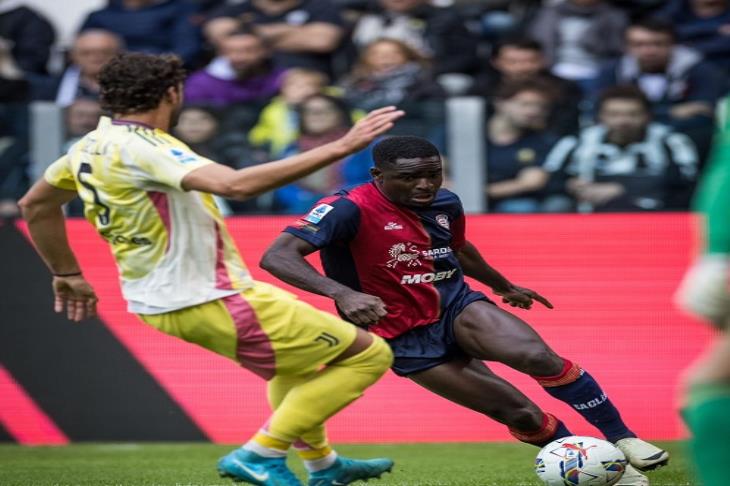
19;53;403;486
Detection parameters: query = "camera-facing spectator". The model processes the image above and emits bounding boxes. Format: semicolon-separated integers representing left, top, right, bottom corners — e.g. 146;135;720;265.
273;94;372;213
341;38;443;112
249;68;330;156
80;0;201;67
33;30;124;106
64;98;103;147
206;0;345;75
654;0;730;73
543;85;699;212
0;1;55;75
471;37;581;136
529;0;628;91
185;29;285;106
351;0;479;75
484;80;558;213
596;18;727;130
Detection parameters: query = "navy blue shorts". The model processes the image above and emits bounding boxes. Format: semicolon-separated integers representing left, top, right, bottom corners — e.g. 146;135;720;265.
386;290;492;376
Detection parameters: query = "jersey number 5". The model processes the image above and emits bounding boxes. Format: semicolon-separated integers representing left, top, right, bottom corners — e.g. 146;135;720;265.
77;162;111;226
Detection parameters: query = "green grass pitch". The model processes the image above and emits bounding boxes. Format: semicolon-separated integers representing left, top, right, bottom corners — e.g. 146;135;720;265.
0;441;695;486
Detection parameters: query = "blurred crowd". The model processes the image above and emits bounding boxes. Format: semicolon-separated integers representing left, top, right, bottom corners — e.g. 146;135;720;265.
1;0;729;216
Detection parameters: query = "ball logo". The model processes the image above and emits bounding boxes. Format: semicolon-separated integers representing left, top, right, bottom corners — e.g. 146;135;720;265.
552;442;598;485
435;214;450;229
387;242;422;268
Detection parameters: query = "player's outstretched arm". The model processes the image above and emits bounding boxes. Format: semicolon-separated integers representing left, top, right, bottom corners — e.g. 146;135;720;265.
261;233;387;326
19;180;99;322
181;106;404;200
456;241;553;310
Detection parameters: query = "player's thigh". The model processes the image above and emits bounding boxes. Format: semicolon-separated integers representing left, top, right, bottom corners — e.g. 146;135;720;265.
409;358;542;424
453;300;558;365
137;299;239;361
244;281;359;376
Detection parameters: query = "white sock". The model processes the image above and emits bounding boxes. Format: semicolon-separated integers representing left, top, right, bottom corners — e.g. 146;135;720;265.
243;440;288;458
302;451;338;472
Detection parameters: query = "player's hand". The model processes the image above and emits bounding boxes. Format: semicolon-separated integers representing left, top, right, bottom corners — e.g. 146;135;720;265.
337;106;405;153
52;275;98;322
676;256;730;328
334;290;388;327
494;285;553;310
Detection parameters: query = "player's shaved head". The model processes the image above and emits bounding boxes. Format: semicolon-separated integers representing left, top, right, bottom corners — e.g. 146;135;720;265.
99;52;186;115
373;136;441;169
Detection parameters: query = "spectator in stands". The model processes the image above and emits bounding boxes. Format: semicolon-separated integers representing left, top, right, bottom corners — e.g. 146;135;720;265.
596;19;727;129
33;30;124;106
79;0;201;66
173;105;225;162
654;0;730;73
0;1;54;75
273;94;371;213
471;37;581;136
542;85;698;212
249;68;330;156
185;28;285;106
351;0;479;75
484;79;558;213
0;37;28;102
206;0;345;74
63;98;103;150
341;38;443;112
529;0;628;91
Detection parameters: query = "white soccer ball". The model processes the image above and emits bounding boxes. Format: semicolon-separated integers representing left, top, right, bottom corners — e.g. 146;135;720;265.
535;436;627;486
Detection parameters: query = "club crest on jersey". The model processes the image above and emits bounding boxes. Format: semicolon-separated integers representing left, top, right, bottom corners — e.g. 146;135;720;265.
387;242;422;268
304;203;334;224
169;148;198;164
435;214;450;229
384;221;403;231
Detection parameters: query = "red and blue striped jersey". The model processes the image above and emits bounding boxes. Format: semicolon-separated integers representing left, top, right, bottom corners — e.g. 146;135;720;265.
284;182;472;339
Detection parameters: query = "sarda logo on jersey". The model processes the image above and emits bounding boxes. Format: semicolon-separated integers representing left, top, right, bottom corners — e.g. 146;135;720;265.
386;242;454;269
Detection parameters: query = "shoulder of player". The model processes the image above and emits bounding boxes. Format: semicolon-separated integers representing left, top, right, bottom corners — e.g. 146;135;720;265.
433;188;463;209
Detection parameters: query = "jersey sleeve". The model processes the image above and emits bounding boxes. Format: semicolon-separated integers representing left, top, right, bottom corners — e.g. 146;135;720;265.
44;155;77;191
283;196;360;248
127;140;214;191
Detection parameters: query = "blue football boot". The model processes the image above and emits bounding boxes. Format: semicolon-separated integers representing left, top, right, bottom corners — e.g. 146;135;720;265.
307;456;394;486
218;448;302;486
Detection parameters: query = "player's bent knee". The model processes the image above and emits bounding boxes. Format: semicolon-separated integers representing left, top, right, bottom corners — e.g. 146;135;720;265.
505;406;544;431
521;349;563;376
340;333;393;376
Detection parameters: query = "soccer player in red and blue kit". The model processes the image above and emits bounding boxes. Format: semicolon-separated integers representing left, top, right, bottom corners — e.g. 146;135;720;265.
262;136;669;486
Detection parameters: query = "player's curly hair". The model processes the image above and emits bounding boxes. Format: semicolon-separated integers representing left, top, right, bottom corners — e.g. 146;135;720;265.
373;136;441;168
99;53;186;114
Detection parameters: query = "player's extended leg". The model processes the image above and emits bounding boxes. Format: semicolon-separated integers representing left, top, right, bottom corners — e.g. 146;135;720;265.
409;357;572;446
683;333;730;486
266;372;394;486
453;301;668;470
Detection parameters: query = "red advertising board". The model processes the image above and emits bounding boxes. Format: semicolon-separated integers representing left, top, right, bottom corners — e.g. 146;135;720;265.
12;214;715;443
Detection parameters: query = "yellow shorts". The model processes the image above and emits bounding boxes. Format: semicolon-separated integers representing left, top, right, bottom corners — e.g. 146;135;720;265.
138;281;357;380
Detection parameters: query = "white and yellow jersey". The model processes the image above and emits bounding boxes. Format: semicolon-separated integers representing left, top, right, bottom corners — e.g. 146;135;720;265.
45;117;253;314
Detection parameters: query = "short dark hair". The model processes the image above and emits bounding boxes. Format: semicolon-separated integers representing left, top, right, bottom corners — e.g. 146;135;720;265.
373;136;440;168
492;37;543;58
627;18;676;40
99;53;187;115
493;77;558;103
597;85;652;113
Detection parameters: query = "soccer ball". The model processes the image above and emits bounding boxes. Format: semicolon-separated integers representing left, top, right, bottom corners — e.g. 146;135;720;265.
535;436;627;486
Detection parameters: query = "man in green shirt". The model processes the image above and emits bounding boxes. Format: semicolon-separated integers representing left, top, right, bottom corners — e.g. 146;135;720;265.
677;96;730;486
